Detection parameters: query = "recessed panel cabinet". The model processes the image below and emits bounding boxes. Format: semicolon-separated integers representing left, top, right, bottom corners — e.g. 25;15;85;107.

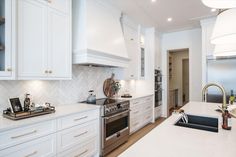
18;0;71;80
0;0;16;80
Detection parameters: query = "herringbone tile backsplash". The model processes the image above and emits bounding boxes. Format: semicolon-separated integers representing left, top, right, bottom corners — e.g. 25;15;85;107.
0;65;133;110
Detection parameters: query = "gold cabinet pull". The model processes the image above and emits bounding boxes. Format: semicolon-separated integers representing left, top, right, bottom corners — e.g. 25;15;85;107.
24;151;38;157
74;149;88;157
48;70;52;74
74;116;88;121
45;70;48;74
74;131;88;138
11;130;37;139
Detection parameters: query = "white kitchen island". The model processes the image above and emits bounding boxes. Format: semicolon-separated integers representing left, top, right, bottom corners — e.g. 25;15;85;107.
119;101;236;157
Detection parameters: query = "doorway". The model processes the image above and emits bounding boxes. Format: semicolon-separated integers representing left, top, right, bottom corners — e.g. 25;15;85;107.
167;49;189;115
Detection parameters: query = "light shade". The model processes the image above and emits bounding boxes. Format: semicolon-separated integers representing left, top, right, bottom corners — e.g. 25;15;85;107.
211;9;236;44
213;44;236;56
202;0;236;9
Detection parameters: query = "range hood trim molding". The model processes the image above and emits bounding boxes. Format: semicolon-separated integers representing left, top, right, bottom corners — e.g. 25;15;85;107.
73;49;130;67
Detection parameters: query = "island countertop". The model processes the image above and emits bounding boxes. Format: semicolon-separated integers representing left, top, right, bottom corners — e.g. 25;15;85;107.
119;101;236;157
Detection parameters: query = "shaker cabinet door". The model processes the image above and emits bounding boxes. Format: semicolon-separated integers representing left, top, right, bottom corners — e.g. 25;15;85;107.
18;0;48;79
47;8;71;79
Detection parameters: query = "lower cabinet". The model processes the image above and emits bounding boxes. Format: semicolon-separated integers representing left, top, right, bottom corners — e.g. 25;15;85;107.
0;109;100;157
0;134;57;157
130;96;154;134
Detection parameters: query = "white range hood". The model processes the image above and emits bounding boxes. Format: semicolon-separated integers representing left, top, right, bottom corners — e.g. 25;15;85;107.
72;0;129;67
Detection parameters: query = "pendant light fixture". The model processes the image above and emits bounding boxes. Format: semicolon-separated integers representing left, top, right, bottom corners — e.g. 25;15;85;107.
211;9;236;45
202;0;236;9
214;44;236;56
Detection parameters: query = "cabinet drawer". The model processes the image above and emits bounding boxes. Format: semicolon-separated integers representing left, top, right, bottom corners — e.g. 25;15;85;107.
57;120;98;152
142;103;153;112
130;117;142;134
143;96;153;103
142;110;153;125
0;134;56;157
57;110;99;130
130;106;142;119
58;138;98;157
0;120;56;150
130;99;142;107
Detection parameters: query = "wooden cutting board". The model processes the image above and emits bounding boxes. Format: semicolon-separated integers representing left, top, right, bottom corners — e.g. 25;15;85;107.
103;73;115;97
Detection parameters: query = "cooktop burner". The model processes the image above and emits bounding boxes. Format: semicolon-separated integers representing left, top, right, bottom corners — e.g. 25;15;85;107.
81;98;123;106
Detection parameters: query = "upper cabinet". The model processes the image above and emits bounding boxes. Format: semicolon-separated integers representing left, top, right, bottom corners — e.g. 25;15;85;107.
122;22;139;79
200;18;216;58
0;0;16;80
18;0;72;80
122;17;147;80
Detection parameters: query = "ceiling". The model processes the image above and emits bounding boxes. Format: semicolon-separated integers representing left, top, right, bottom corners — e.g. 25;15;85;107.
106;0;217;32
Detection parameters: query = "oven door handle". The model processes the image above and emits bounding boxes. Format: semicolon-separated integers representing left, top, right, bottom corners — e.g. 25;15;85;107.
104;110;130;120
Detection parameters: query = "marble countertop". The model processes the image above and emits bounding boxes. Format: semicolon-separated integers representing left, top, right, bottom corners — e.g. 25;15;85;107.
0;103;100;132
119;101;236;157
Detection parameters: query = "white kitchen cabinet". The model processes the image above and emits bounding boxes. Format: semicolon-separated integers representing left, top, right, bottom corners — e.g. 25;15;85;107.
18;0;71;80
0;135;57;157
47;7;71;78
0;0;16;80
0;108;100;157
201;18;216;57
123;23;139;80
130;96;154;134
122;17;147;80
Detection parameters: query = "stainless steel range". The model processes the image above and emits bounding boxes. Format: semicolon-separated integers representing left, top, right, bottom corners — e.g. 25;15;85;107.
83;98;130;156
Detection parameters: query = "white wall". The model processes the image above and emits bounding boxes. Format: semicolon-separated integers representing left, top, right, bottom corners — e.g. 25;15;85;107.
161;29;202;117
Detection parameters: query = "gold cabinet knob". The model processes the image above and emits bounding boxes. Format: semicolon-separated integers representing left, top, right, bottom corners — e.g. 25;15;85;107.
7;68;12;72
45;70;48;74
48;70;52;74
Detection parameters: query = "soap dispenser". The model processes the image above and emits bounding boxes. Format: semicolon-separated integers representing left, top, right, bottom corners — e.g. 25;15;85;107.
24;93;31;112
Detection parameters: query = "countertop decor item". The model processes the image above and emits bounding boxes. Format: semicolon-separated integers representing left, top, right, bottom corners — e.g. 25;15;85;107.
86;90;96;104
3;104;55;120
103;73;116;97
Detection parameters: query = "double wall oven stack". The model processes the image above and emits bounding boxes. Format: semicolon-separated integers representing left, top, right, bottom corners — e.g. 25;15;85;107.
82;98;130;156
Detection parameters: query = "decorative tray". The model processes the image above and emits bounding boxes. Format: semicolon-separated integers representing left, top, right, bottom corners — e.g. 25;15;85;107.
3;106;55;120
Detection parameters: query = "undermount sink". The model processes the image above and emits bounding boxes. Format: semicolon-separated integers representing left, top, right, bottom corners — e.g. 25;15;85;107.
175;114;218;133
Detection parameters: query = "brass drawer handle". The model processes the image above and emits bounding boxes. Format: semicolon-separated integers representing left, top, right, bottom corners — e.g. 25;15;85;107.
25;151;38;157
45;70;48;74
11;130;37;139
133;122;139;126
133;111;139;114
48;70;52;74
74;131;88;138
74;149;88;157
74;116;88;121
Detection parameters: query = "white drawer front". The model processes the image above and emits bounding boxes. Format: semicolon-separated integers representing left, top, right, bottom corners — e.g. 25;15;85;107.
58;138;98;157
57;110;99;130
142;102;153;112
142;109;153;125
130;117;142;134
130;99;141;107
57;120;98;152
0;120;56;150
130;106;142;119
0;134;56;157
143;96;153;103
